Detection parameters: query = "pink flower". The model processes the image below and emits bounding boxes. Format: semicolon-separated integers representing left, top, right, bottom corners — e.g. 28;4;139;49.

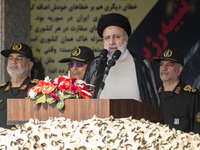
70;84;78;94
51;93;59;101
50;80;55;84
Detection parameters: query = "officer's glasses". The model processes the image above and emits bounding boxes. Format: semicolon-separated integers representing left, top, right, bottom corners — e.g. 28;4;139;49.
68;62;84;68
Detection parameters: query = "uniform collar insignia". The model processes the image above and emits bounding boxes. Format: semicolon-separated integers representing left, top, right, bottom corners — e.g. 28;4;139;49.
175;87;181;94
20;85;27;90
31;79;39;84
158;87;162;93
0;81;8;87
195;112;200;123
5;85;10;91
0;99;3;103
184;85;197;93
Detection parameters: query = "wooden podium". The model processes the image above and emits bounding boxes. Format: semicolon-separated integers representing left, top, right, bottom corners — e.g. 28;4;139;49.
7;99;163;125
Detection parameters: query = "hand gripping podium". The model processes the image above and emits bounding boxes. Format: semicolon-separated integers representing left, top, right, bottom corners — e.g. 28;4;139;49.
7;99;163;125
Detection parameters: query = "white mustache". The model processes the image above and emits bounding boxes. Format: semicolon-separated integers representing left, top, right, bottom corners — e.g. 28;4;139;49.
160;71;169;76
9;64;18;69
109;45;117;49
72;71;80;74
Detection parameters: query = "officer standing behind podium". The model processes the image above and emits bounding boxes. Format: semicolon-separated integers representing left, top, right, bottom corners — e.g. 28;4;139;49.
153;48;200;134
0;43;39;129
84;13;159;106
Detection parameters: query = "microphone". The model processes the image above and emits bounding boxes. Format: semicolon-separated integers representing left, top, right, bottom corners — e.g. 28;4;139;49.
94;49;108;76
96;49;108;65
107;50;121;68
97;50;121;98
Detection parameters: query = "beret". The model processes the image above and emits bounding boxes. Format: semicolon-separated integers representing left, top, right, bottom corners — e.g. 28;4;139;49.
97;13;132;37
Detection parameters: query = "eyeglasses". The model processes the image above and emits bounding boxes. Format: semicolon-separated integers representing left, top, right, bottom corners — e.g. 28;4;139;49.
68;62;84;68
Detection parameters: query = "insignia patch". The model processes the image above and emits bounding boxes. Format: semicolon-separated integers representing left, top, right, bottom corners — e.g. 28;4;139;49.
183;85;197;93
31;79;39;84
164;49;172;58
5;86;10;91
174;118;179;125
12;43;22;51
0;82;8;87
20;85;27;90
72;47;81;56
158;87;162;93
0;99;3;103
175;87;181;94
195;112;200;123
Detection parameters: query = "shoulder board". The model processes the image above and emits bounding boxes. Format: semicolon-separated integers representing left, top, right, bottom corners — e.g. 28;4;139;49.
183;85;199;94
31;79;40;84
0;81;8;88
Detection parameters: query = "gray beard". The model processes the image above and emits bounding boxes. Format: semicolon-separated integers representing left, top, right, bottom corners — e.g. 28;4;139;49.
106;41;127;61
7;64;29;78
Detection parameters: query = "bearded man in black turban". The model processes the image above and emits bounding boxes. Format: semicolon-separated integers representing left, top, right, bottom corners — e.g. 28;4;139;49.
84;13;160;107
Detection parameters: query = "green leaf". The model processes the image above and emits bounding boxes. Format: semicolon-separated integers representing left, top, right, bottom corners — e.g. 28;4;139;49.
57;100;65;110
36;95;46;104
59;93;76;101
46;97;55;104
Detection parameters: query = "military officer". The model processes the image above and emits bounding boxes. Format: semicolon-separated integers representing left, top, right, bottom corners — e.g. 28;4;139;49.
154;48;200;134
0;43;39;129
59;46;94;80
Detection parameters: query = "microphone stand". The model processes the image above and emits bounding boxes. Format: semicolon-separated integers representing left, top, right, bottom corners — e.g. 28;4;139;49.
97;59;115;99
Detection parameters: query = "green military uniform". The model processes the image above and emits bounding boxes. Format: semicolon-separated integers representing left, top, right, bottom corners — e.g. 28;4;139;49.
158;80;200;134
0;76;38;129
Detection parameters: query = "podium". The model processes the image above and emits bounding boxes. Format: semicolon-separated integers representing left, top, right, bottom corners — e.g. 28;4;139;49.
7;99;163;125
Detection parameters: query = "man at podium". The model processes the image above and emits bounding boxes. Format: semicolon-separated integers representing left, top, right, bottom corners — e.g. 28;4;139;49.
84;13;160;107
0;43;38;129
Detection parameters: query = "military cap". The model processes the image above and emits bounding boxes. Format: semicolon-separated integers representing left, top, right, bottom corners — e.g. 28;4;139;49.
97;13;132;37
59;46;94;63
1;43;33;61
153;48;184;66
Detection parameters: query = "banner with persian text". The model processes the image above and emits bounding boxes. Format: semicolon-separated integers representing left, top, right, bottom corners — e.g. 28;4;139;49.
31;0;200;89
128;0;200;89
30;0;158;79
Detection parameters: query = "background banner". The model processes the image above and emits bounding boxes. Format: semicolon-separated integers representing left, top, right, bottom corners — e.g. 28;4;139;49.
30;0;157;79
31;0;200;89
128;0;200;89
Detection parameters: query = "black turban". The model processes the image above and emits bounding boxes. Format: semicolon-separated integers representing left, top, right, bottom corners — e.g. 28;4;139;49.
97;13;132;37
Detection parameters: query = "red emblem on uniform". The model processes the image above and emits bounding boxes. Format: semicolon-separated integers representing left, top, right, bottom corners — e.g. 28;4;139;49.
20;85;27;90
5;86;10;91
175;87;181;94
158;87;162;93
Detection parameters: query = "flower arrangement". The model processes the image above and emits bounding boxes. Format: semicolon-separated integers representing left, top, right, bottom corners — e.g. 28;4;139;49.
27;76;94;110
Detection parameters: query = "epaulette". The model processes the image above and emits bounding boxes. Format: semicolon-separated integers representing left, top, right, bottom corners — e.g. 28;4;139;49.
183;85;199;95
31;79;40;84
0;81;8;88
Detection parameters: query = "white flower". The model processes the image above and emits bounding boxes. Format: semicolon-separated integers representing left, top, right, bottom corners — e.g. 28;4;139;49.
54;77;58;84
44;76;51;82
74;79;86;85
28;89;37;99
